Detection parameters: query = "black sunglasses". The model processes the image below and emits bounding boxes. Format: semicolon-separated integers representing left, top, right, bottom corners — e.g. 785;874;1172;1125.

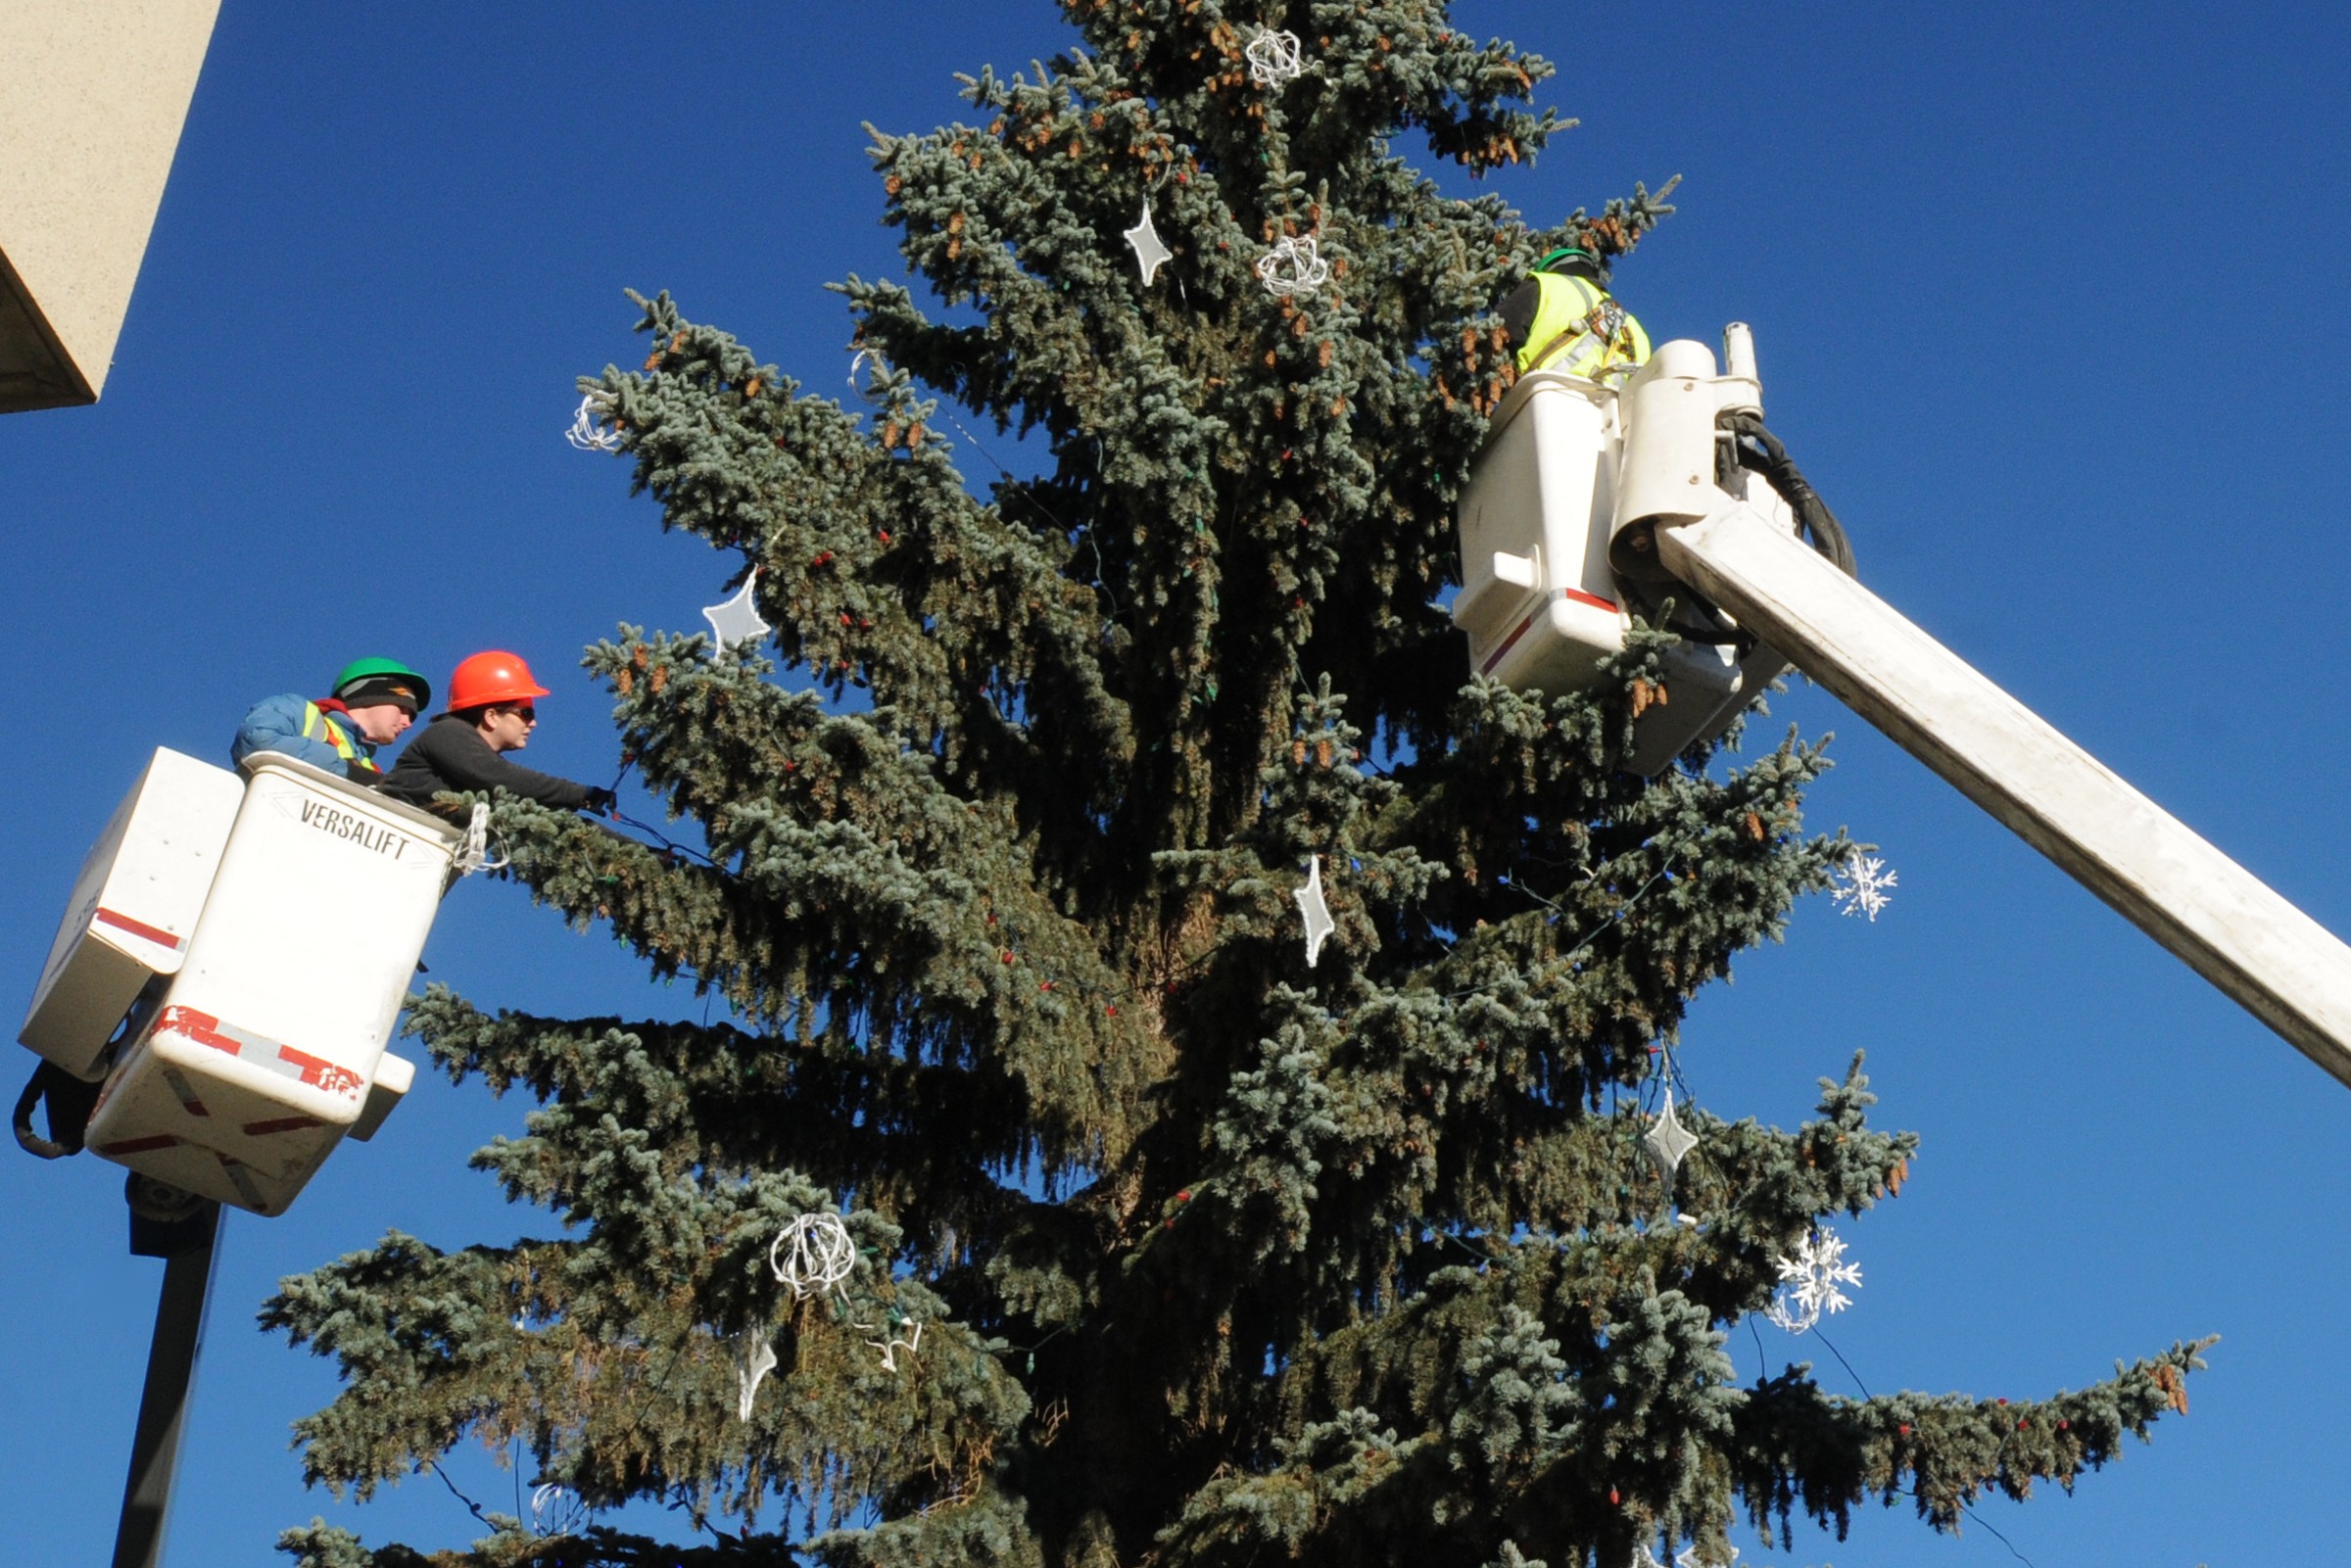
501;705;537;722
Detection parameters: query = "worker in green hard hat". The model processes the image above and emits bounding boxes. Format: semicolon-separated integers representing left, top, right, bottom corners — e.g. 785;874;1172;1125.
230;657;431;782
1497;244;1651;380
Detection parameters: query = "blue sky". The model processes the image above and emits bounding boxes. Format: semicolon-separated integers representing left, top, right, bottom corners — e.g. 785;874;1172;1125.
5;3;2347;1563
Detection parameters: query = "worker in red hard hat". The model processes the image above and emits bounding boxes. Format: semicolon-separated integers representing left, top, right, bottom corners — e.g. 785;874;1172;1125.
378;650;616;815
231;657;431;781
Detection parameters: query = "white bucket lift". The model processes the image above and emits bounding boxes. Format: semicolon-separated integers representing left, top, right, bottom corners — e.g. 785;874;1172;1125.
1452;330;1793;773
22;750;461;1215
1455;323;2351;1089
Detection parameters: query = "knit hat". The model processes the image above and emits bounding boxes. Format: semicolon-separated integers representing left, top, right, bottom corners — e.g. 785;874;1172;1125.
334;673;426;715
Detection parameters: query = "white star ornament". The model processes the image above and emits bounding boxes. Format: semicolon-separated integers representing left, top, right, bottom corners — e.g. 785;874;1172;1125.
1294;857;1336;967
1125;201;1173;284
1642;1088;1699;1199
703;569;773;653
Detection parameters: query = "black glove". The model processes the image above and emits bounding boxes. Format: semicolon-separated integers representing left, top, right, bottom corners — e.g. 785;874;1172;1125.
582;786;618;815
347;761;381;784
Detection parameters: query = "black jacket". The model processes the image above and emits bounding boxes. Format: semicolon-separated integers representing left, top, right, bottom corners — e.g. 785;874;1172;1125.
378;714;594;810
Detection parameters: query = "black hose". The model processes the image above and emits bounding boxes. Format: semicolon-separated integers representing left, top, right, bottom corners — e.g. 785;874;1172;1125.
1721;413;1856;578
14;1061;97;1160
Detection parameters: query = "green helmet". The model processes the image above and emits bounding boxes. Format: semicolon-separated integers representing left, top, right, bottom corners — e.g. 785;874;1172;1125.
331;656;432;713
1537;244;1602;276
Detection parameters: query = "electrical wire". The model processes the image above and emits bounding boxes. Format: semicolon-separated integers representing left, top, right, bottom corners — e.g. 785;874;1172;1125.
1808;1327;2043;1568
856;347;1121;615
606;807;719;869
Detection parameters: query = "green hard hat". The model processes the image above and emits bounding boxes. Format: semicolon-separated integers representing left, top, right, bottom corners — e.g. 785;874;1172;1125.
1537;244;1600;273
331;656;432;712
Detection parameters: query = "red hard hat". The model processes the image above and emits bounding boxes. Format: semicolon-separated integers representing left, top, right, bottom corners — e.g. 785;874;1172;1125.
447;650;551;711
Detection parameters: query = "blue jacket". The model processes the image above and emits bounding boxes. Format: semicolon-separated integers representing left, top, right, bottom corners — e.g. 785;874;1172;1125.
231;692;378;774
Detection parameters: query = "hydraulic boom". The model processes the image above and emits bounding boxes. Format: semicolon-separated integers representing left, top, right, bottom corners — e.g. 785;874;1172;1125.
1659;500;2351;1087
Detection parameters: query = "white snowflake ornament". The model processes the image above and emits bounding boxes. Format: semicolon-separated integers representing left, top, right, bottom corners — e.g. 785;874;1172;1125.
703;569;772;654
1642;1087;1699;1201
1124;200;1174;284
1764;1226;1863;1335
1294;856;1336;967
733;1332;779;1422
1244;27;1306;85
1831;851;1896;921
1256;233;1329;298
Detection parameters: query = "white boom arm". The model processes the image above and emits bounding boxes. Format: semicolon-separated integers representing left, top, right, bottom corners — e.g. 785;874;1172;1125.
1659;501;2351;1087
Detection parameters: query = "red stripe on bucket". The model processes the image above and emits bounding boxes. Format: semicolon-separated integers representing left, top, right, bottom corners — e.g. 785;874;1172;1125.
159;1007;239;1055
95;1135;180;1156
160;1067;211;1118
1480;612;1537;675
154;1010;362;1099
276;1045;364;1098
242;1116;324;1137
96;908;183;950
1476;588;1622;677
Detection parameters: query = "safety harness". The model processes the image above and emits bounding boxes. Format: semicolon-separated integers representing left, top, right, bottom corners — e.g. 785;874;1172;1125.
1517;271;1652;379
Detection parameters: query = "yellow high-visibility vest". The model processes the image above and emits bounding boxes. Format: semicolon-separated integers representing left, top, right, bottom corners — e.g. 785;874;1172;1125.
1515;272;1651;379
301;702;376;773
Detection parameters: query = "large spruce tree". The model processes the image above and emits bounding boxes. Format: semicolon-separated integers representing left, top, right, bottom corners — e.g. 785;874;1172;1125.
268;4;2206;1564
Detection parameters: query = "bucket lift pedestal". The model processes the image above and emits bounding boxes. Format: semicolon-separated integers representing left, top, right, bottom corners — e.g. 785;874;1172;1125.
111;1204;217;1568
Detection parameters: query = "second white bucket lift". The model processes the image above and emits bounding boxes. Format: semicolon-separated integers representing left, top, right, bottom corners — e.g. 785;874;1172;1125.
1457;324;2351;1087
20;750;463;1214
1452;330;1793;774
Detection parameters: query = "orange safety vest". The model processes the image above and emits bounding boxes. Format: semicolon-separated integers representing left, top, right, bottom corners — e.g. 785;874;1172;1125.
302;702;376;773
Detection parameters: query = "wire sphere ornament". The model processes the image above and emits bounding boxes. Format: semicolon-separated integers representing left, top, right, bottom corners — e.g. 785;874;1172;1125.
1244;27;1306;85
565;393;623;452
768;1211;858;1301
847;346;893;398
1256;233;1330;298
530;1483;584;1538
857;1316;924;1372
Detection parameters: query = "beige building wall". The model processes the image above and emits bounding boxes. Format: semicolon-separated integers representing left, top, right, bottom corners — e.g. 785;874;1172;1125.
0;1;220;413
